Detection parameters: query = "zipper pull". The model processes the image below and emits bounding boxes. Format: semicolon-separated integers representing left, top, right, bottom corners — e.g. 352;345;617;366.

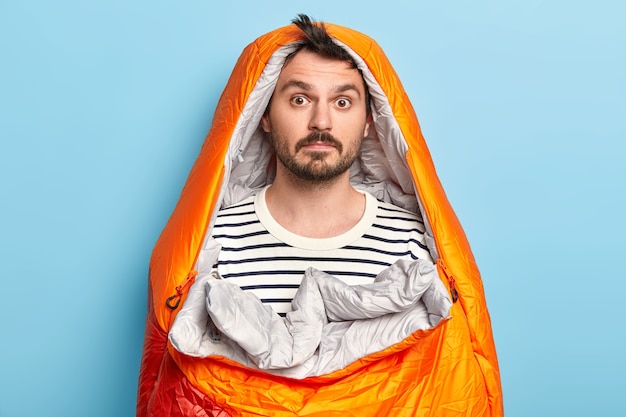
165;270;198;310
436;259;459;303
236;148;245;163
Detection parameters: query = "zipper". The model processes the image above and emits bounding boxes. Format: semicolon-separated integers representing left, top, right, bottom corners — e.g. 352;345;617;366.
165;269;198;310
436;259;459;303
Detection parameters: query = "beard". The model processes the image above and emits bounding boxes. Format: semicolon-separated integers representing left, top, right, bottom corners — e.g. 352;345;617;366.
271;131;361;182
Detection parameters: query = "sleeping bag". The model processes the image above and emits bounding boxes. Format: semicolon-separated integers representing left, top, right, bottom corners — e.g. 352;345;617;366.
137;20;503;417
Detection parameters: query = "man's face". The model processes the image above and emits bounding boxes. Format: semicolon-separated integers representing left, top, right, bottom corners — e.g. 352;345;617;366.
261;50;371;182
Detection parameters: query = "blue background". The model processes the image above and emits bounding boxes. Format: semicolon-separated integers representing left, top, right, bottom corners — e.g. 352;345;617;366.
1;1;624;416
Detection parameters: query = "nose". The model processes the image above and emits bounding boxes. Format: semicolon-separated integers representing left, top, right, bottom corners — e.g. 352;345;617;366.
308;102;332;131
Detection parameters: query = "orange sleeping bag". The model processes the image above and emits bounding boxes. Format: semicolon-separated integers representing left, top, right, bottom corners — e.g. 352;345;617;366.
137;21;503;417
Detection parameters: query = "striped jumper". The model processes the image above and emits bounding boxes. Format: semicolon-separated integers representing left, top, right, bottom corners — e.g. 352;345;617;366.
211;186;433;316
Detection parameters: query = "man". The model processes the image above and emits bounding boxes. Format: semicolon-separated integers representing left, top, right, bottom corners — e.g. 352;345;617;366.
138;14;502;417
209;16;433;317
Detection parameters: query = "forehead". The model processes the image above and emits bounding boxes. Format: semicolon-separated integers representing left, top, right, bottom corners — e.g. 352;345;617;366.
276;50;365;92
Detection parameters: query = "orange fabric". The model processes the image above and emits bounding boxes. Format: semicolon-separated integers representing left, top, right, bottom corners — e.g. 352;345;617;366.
137;22;503;417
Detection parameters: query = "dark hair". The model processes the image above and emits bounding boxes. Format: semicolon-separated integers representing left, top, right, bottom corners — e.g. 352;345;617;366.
286;14;371;114
288;14;358;68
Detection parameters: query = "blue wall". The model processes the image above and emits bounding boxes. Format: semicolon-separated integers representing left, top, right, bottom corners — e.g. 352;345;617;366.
1;1;624;416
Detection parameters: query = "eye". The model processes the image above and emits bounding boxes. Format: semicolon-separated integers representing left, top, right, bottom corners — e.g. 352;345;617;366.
291;96;309;106
335;98;352;109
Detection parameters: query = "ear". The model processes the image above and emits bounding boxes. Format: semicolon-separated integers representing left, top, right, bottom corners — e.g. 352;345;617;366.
261;112;271;133
363;113;373;137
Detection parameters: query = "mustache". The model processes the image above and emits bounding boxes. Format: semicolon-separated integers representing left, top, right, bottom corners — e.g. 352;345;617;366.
294;132;343;152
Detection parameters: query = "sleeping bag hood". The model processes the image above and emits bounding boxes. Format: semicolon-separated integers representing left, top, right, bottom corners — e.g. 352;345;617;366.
137;19;503;417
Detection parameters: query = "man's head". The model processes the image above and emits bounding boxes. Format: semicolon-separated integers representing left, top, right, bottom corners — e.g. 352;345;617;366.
261;15;372;185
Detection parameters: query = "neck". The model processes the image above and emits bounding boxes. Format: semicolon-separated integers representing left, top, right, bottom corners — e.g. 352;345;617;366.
265;171;365;238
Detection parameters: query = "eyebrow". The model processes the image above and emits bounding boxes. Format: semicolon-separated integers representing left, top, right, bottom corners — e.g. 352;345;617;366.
279;80;362;98
279;80;312;92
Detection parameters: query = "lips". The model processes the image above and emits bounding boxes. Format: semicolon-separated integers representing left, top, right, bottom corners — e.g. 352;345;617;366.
295;132;343;153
